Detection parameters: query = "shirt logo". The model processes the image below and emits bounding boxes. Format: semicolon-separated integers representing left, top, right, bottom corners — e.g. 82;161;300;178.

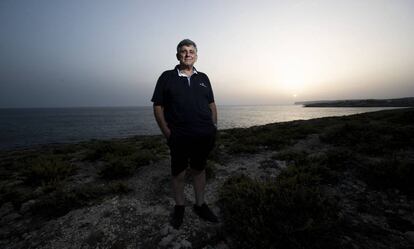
199;83;207;88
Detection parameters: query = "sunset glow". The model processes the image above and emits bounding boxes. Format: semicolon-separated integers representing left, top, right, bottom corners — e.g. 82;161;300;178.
0;0;413;107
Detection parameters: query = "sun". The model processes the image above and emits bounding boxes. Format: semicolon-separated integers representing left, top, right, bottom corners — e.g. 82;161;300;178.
279;72;307;96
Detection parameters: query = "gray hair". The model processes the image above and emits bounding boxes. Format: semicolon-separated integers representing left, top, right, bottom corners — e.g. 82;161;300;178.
176;39;197;53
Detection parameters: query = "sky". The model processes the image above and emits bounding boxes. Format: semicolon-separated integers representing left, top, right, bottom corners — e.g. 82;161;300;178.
1;0;413;108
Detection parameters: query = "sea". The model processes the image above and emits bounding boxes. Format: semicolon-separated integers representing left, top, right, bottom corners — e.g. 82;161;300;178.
0;105;401;150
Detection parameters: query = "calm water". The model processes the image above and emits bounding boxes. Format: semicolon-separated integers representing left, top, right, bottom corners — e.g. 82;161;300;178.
0;105;400;150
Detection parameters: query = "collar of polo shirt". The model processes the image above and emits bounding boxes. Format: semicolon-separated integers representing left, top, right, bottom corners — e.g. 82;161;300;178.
177;67;198;77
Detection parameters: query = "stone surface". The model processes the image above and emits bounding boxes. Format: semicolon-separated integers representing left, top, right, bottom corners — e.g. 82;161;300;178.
20;200;36;214
159;234;176;247
1;212;21;223
405;231;414;243
0;202;13;218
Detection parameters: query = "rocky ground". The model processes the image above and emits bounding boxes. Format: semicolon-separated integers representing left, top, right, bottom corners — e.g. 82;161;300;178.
0;146;281;248
1;108;414;248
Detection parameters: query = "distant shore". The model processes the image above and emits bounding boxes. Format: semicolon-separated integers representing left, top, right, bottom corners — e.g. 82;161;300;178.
296;97;414;107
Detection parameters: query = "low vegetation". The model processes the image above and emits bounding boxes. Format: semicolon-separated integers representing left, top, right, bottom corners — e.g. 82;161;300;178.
219;174;340;249
221;122;321;154
84;136;167;180
360;154;414;194
205;160;217;180
219;108;414;248
22;155;75;186
31;181;131;218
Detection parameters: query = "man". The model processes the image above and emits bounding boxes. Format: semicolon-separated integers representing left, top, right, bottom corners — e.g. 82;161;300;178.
151;39;218;229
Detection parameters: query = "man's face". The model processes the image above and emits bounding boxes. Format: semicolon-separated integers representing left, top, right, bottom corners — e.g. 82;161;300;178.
176;45;197;67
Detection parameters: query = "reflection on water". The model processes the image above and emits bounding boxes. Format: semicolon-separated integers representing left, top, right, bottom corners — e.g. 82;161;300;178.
218;105;401;129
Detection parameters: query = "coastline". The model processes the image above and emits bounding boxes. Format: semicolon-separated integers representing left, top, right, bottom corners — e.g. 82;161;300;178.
1;105;402;151
1;108;413;248
297;97;414;107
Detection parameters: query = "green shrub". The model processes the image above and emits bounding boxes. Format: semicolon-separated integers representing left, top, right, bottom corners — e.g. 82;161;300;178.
205;160;216;180
272;149;308;163
207;135;228;165
84;139;162;167
320;120;413;156
320;122;369;147
272;149;344;184
32;187;79;217
219;175;339;249
84;140;136;161
227;142;260;154
303;148;355;172
99;155;136;180
360;155;414;194
278;163;334;187
108;181;132;194
321;147;355;171
97;148;155;180
223;122;320;155
31;182;130;218
128;149;155;166
52;143;82;155
23;155;74;186
140;137;168;154
378;108;414;125
0;186;34;210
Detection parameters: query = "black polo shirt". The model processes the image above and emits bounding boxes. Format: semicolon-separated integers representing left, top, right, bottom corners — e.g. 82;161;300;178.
151;65;216;137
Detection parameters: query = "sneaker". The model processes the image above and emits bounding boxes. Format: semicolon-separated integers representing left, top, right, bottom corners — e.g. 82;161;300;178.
193;203;218;223
170;205;185;229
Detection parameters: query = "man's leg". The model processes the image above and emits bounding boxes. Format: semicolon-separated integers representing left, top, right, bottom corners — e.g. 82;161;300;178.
172;170;186;205
189;135;218;223
191;167;218;222
191;168;206;206
168;135;188;229
170;169;187;229
190;134;216;206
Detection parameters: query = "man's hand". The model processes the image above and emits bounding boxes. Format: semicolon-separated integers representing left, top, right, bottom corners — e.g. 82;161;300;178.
165;128;171;139
209;102;217;128
153;105;171;139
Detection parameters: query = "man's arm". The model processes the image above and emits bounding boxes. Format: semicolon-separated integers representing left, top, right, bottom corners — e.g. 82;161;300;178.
153;105;171;139
209;102;217;127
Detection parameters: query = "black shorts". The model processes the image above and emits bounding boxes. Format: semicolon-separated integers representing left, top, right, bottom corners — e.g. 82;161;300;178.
167;133;216;176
